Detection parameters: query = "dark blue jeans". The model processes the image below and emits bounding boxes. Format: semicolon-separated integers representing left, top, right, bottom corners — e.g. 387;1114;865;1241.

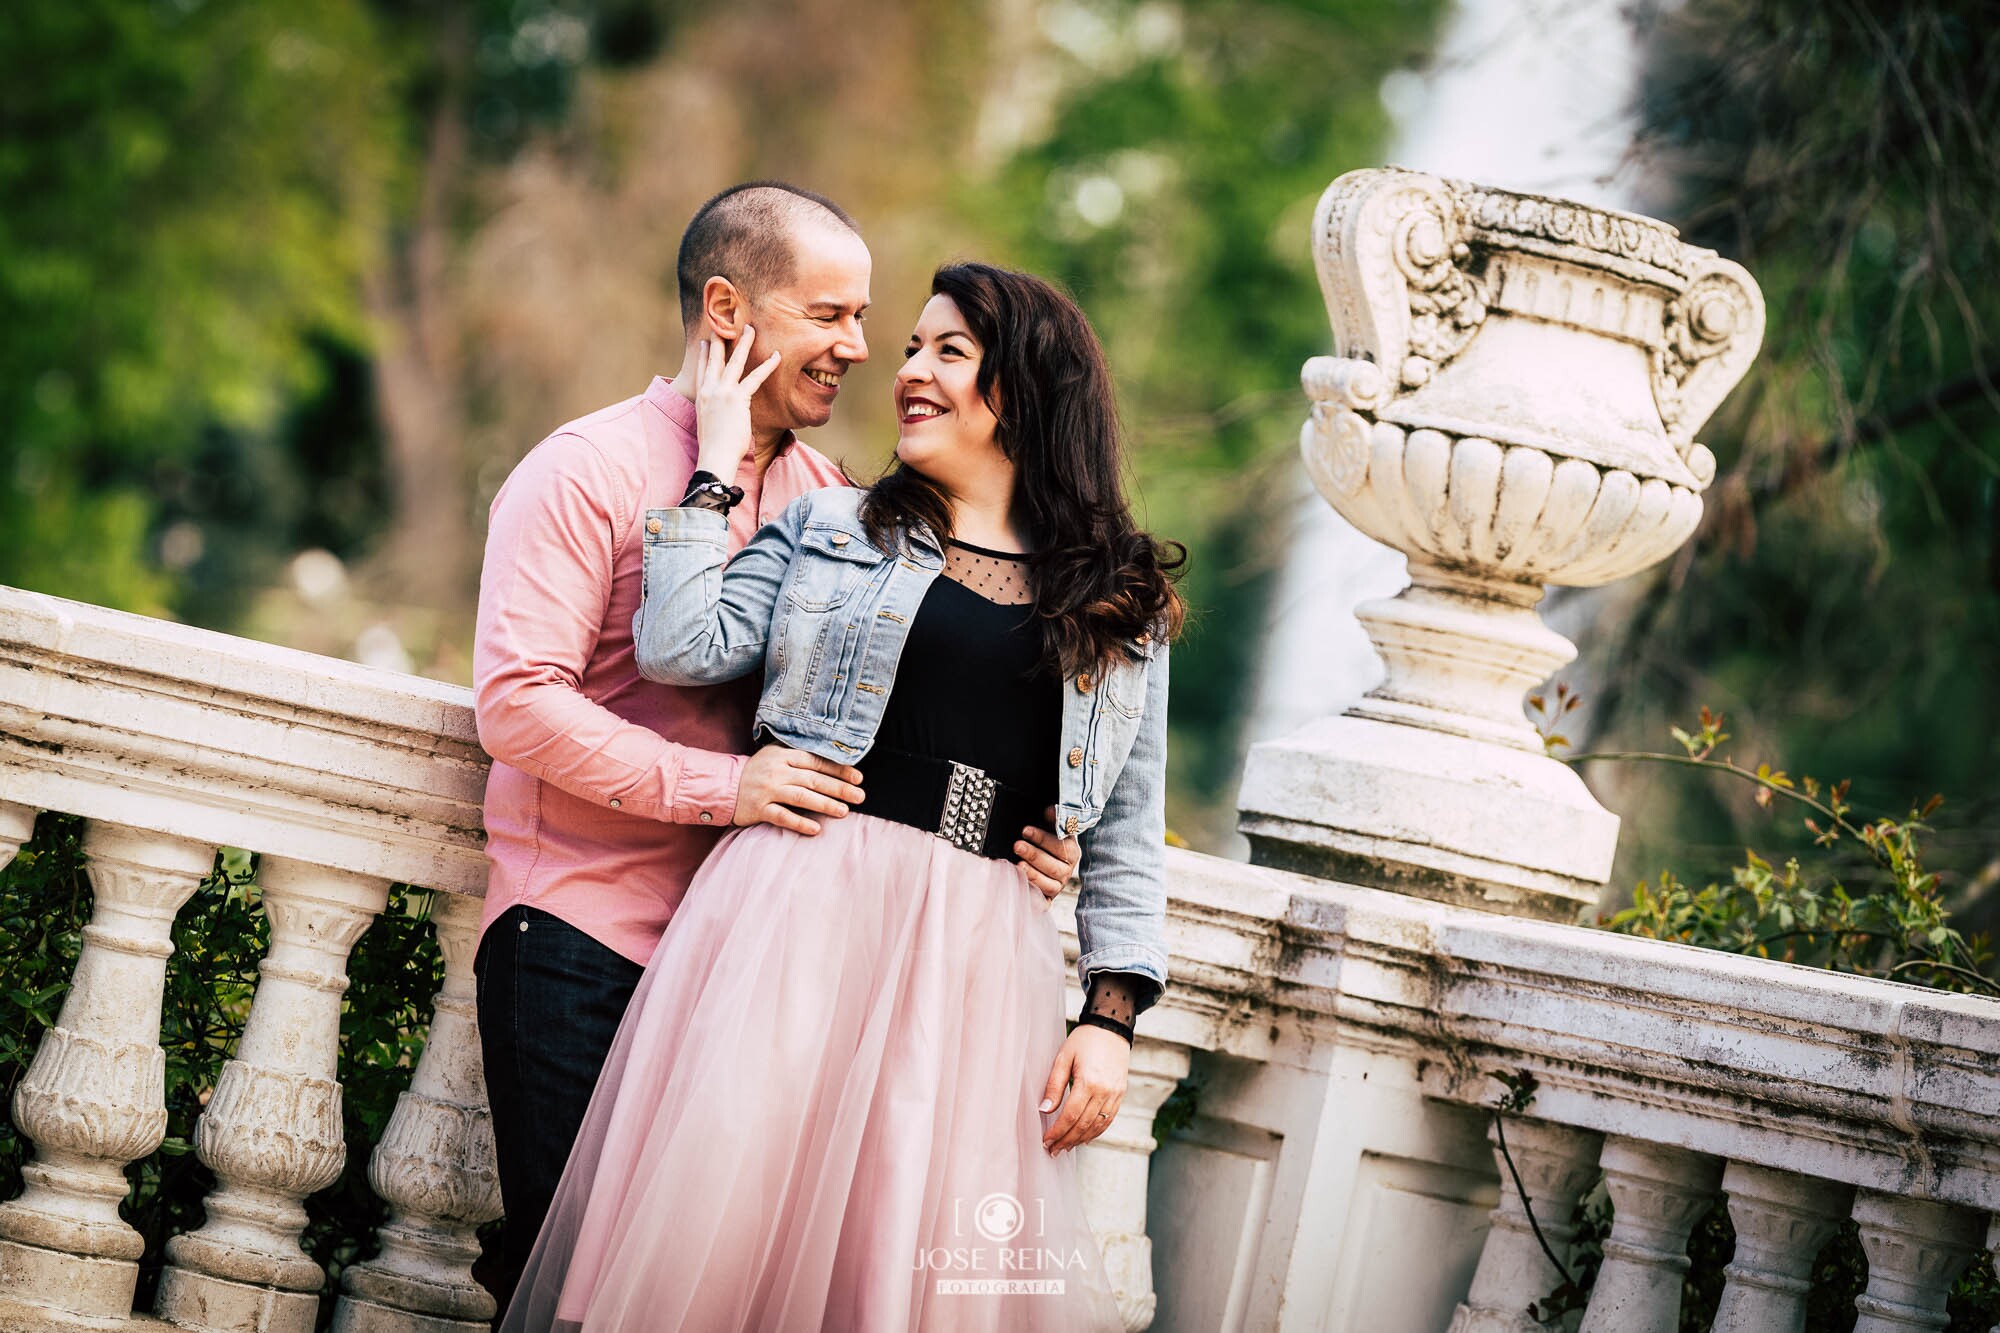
475;905;646;1317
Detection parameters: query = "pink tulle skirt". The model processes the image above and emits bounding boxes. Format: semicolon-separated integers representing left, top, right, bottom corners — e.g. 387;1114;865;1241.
500;813;1124;1332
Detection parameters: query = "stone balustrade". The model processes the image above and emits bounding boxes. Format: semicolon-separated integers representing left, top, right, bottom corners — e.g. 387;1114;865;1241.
0;586;498;1332
5;594;2000;1332
1071;852;2000;1331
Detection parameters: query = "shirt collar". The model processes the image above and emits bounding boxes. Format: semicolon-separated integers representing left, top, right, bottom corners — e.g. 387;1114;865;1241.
644;376;797;466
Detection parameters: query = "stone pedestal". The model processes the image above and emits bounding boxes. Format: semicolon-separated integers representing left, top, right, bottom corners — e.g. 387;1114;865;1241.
1238;168;1764;920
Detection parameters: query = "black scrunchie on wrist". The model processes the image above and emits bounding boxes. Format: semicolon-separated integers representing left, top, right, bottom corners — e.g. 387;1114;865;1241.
1074;1011;1135;1045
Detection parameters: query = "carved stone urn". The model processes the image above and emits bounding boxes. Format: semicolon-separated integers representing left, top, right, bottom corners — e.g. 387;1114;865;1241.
1238;168;1763;919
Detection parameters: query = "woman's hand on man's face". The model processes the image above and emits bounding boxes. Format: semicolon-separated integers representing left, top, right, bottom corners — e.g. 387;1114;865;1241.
692;326;782;479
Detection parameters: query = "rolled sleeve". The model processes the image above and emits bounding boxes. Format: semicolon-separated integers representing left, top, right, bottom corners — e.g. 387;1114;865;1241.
474;435;749;825
1074;644;1172;1009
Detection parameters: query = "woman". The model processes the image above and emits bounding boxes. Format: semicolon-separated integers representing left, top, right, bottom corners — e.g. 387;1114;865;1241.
502;262;1182;1332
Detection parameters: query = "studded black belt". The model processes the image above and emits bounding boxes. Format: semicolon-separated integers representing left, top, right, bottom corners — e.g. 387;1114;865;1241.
852;745;1051;859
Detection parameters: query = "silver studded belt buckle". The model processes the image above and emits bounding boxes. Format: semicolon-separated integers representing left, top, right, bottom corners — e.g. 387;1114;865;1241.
937;761;998;854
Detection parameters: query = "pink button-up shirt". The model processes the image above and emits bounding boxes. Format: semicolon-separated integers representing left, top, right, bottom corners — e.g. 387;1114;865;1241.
474;377;850;964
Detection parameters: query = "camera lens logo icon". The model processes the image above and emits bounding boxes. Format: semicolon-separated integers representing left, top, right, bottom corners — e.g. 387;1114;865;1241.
973;1192;1025;1244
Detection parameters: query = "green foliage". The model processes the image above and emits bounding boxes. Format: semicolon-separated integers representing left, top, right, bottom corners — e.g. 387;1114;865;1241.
0;0;398;614
1570;708;1997;997
0;815;445;1325
1593;0;2000;934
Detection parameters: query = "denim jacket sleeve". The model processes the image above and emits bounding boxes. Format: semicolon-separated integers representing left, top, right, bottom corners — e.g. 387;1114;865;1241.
633;497;808;686
1074;643;1170;1012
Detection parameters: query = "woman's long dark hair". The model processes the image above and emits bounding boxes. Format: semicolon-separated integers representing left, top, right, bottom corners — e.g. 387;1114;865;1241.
860;262;1186;676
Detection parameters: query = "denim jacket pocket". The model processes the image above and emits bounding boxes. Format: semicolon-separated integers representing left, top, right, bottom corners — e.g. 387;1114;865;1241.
1101;648;1150;719
784;525;886;612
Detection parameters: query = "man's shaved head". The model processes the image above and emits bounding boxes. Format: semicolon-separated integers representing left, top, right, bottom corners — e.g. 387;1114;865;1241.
676;182;860;327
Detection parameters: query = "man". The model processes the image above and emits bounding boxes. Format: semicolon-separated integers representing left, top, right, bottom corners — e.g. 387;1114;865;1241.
470;182;1080;1310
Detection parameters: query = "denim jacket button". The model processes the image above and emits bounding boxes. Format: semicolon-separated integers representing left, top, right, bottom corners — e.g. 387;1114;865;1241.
646;517;663;535
698;811;713;824
831;532;850;546
1076;673;1095;694
1067;746;1083;768
1064;814;1079;835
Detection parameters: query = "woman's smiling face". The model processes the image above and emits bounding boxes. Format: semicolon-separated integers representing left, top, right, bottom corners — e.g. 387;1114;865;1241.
893;295;1003;477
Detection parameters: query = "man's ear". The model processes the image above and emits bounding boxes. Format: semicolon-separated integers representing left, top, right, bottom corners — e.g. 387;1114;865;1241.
701;276;747;342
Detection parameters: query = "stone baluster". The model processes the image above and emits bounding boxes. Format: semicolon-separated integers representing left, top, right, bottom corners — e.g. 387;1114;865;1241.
1075;1036;1191;1332
0;802;34;865
1711;1163;1851;1333
1577;1138;1722;1333
156;857;388;1332
1448;1118;1604;1332
1850;1191;1985;1332
333;892;502;1332
0;822;214;1328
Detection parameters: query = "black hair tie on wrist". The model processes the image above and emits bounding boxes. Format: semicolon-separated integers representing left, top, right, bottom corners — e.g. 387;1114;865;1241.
1075;1011;1134;1045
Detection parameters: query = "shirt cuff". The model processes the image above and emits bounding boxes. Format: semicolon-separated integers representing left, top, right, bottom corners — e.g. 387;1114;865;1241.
667;749;746;827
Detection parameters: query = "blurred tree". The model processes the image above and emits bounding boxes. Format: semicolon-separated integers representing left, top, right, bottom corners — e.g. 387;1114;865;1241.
963;0;1450;837
0;0;397;613
1572;0;2000;942
356;0;679;611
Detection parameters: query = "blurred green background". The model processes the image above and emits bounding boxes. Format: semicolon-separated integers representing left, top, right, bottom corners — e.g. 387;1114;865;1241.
4;0;1996;930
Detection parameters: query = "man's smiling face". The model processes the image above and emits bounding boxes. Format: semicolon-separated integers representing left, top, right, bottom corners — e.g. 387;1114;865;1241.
746;220;872;435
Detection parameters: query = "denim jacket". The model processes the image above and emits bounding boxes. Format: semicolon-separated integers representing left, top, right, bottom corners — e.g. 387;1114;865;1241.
633;486;1170;1003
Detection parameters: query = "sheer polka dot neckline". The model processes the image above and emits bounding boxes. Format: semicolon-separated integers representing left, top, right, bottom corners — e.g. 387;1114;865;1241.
942;540;1033;606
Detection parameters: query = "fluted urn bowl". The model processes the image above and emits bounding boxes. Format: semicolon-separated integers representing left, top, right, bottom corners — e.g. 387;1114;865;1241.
1300;169;1763;590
